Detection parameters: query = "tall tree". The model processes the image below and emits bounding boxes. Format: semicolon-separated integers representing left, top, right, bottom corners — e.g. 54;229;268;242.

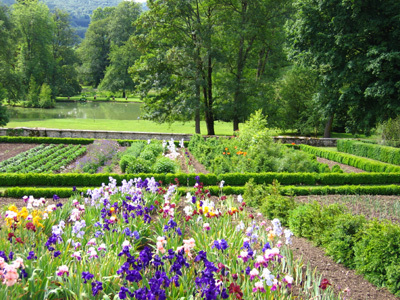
77;7;115;86
132;0;221;135
98;1;142;98
216;0;291;131
287;0;400;136
0;4;22;103
51;9;80;96
12;0;55;88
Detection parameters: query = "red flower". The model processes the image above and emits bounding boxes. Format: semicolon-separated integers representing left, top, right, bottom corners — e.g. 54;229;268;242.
26;222;37;232
154;200;159;205
220;196;227;200
228;282;243;299
319;278;331;290
249;214;254;219
185;216;192;222
8;232;15;240
241;202;246;207
15;237;24;244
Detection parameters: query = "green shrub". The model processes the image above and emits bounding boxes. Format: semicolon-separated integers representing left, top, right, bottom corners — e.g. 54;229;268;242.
119;155;136;173
260;180;297;226
126;157;152;173
243;178;269;207
146;142;163;156
322;213;366;268
331;164;343;173
288;202;346;245
353;220;400;292
152;157;179;173
139;149;156;163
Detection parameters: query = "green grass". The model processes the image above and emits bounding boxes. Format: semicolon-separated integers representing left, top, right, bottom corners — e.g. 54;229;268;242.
5;119;236;135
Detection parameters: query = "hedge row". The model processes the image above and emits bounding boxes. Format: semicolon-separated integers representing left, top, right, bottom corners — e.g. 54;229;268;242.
1;172;400;187
337;139;400;165
0;135;190;147
0;173;219;187
300;144;400;172
0;136;94;145
4;184;400;198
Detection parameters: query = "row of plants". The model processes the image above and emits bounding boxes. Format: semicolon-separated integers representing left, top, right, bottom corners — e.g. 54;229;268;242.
2;172;400;188
4;183;400;199
188;111;341;174
0;144;86;173
243;181;400;297
337;139;400;165
300;145;400;172
0;178;339;299
73;140;121;174
119;141;180;174
0;135;190;148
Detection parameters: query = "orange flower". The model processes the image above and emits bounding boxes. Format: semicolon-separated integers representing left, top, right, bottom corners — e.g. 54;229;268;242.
234;146;237;149
243;152;247;156
227;152;230;155
223;152;226;155
225;147;228;151
291;142;296;145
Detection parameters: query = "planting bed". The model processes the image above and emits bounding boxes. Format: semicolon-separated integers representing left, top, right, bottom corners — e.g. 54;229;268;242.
0;143;38;162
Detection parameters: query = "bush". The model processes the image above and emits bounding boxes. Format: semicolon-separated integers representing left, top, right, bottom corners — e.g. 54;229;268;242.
288;202;347;245
152;157;178;173
243;178;269;207
321;213;366;268
39;83;55;108
126;157;152;173
260;180;297;226
140;149;156;164
353;219;400;293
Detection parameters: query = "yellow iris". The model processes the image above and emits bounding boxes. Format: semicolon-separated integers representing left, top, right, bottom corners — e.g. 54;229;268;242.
8;205;18;213
18;207;29;220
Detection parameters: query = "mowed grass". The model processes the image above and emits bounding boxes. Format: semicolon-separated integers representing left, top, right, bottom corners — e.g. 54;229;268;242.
6;119;238;135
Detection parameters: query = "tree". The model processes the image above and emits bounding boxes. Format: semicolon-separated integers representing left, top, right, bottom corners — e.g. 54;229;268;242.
274;65;321;135
12;0;55;89
132;0;223;135
287;0;400;136
98;1;142;97
0;84;9;126
216;0;292;131
77;7;115;86
51;9;81;96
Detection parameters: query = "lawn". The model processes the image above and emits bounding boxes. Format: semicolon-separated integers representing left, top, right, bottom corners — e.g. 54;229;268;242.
5;119;237;135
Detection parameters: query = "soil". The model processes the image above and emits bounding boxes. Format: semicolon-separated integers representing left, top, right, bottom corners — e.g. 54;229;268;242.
0;143;39;162
177;148;209;174
317;157;365;173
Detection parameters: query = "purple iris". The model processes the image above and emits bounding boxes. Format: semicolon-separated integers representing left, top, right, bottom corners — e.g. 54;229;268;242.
82;271;94;284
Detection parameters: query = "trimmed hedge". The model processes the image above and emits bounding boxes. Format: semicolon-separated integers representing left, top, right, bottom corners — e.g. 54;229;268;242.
337;139;400;165
300;144;400;172
0;172;399;187
4;184;400;198
0;136;190;147
0;136;94;145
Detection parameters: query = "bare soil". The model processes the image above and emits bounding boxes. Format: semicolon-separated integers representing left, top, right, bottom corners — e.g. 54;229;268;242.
0;143;39;162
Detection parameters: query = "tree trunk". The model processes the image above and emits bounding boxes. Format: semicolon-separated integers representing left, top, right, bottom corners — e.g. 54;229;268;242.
206;54;215;135
324;114;334;138
122;90;126;99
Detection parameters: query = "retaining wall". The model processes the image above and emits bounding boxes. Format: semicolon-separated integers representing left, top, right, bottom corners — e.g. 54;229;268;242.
0;127;337;146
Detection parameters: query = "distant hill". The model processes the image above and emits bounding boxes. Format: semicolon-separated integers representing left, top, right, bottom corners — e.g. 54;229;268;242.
0;0;147;39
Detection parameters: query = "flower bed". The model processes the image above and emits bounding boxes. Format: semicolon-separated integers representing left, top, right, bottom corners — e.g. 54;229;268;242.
0;178;339;299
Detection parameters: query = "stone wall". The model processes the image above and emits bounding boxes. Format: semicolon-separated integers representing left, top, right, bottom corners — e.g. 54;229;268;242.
0;127;337;146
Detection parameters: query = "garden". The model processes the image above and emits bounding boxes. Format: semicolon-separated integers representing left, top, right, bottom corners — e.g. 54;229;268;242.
0;112;400;299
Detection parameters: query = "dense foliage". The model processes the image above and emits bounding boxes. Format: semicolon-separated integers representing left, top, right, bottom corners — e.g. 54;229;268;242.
189;111;323;173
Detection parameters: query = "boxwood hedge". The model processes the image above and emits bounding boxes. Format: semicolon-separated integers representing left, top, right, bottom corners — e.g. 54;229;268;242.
300;144;400;172
337;139;400;165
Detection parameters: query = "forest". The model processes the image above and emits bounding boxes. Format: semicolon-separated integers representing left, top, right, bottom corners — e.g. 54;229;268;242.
0;0;399;137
